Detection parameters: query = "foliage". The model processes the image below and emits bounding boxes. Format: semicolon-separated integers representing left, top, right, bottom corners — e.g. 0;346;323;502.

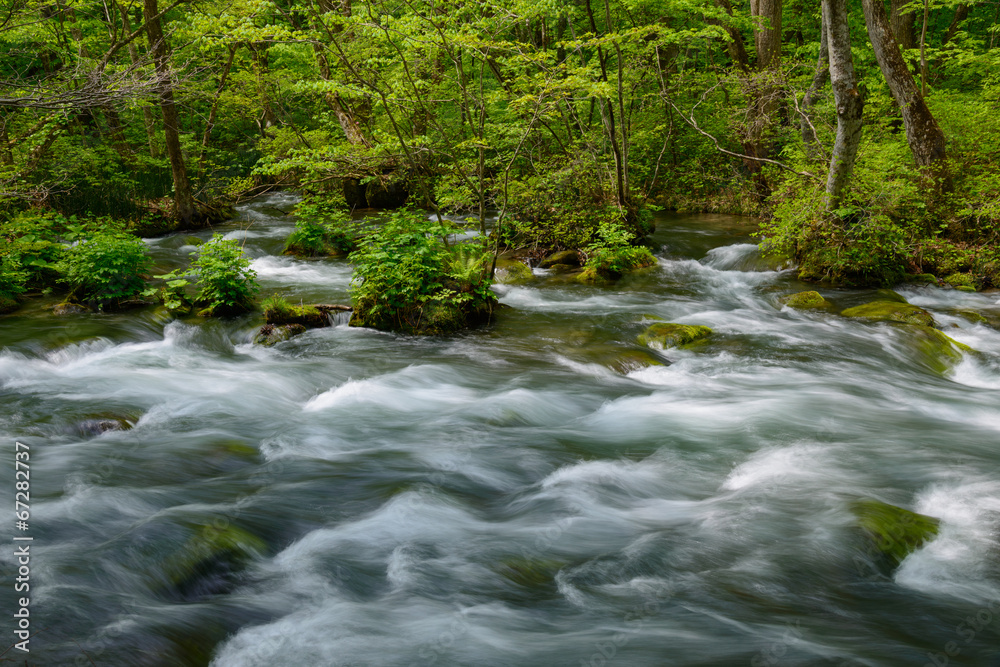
579;219;658;282
0;255;27;311
348;209;495;334
57;232;152;307
190;235;259;315
284;196;359;256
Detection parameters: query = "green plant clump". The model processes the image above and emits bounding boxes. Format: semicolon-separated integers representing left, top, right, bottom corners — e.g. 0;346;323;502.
57;231;152;307
191;235;259;316
0;255;27;313
348;209;496;334
284;197;359;257
577;219;657;283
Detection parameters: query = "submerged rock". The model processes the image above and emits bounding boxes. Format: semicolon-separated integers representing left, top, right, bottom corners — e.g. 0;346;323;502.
253;323;307;346
955;309;988;325
841;301;935;327
779;291;832;310
637;322;712;350
903;324;974;374
162;524;267;601
53;301;90;315
538;250;581;269
852;498;939;569
76;416;135;437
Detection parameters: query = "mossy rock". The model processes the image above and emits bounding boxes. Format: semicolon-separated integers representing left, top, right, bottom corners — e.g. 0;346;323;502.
162;524;267;601
779;290;832;310
494;259;534;285
253;323;307;346
956;286;977;293
0;295;20;315
494;557;566;589
607;349;665;374
944;272;975;290
841;301;935;327
546;263;578;274
539;250;581;269
875;289;908;304
852;498;939;569
905;273;938;285
351;293;495;336
263;302;329;328
182;235;205;247
53;301;91;315
955;309;988;325
76;416;135;437
903;324;975;374
638;322;712;350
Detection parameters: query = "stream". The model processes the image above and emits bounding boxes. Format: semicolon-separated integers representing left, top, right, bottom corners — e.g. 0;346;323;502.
3;193;1000;666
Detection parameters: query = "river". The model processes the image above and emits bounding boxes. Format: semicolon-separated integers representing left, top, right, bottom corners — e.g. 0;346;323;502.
2;193;1000;666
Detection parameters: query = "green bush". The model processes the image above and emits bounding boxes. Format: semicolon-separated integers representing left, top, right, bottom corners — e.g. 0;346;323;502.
0;255;27;313
191;235;258;315
284;197;359;257
578;219;657;282
57;231;151;306
348;209;495;334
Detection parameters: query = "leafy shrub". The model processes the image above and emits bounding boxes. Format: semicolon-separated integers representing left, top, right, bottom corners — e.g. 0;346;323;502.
57;231;151;306
0;255;27;313
191;235;258;315
578;219;657;282
284;197;359;257
348;209;495;334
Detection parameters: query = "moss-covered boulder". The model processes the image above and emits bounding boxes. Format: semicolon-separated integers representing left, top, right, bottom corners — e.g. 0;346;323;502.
76;416;135;437
955;309;988;325
852;498;939;569
494;259;534;285
905;273;938;285
944;272;976;290
875;289;908;303
841;301;935;327
779;291;832;310
161;524;267;601
903;324;974;373
350;294;495;336
539;250;581;269
638;322;712;350
253;323;307;346
0;295;19;315
53;301;90;315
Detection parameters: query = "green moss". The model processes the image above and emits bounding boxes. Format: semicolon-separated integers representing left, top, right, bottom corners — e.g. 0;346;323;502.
956;309;988;325
539;250;581;268
903;324;974;373
253;323;307;346
852;498;939;568
841;301;935;327
956;285;977;293
495;557;566;588
162;524;267;598
875;289;908;303
494;259;534;284
906;273;938;285
262;295;329;328
779;290;832;309
0;295;20;314
944;272;975;289
637;323;712;350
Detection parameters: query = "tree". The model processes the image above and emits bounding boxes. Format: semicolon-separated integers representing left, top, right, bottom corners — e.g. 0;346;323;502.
822;0;863;211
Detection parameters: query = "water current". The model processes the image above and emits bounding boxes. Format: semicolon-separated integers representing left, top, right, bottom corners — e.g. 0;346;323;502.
2;193;1000;666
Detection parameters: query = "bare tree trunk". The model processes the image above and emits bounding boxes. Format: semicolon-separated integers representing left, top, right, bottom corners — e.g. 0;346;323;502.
943;4;969;44
890;0;916;50
144;0;195;223
801;6;829;154
249;42;279;137
314;49;371;147
861;0;950;188
823;0;864;211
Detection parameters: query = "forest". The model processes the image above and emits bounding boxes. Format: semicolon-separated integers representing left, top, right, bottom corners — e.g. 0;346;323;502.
1;0;998;328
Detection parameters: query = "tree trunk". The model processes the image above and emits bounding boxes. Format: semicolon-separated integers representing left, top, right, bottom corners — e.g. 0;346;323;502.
249;42;279;137
713;0;751;71
823;0;864;211
943;4;969;44
314;48;371;147
861;0;950;187
144;0;195;223
890;0;916;50
801;5;829;155
199;45;237;173
750;0;782;69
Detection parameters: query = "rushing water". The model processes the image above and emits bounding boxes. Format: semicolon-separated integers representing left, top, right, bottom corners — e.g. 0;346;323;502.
3;194;1000;666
